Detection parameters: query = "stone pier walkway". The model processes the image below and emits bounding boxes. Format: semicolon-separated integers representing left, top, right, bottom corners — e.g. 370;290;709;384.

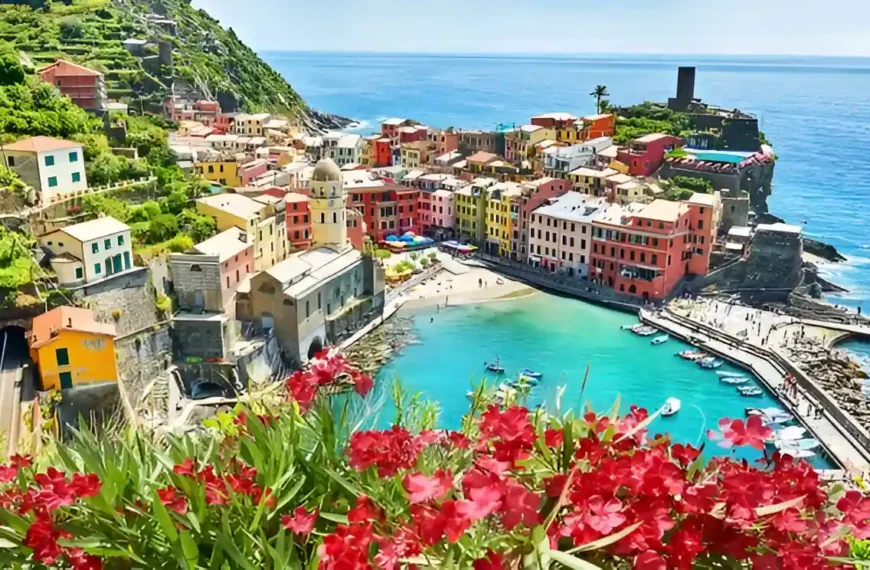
641;309;870;472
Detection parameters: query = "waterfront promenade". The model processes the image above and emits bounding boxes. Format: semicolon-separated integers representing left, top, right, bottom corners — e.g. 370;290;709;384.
641;308;870;472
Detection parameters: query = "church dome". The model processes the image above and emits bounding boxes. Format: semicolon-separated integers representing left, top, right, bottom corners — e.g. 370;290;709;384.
311;158;343;182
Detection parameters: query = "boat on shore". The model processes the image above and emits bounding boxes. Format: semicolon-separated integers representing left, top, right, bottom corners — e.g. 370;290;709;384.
738;386;763;397
698;357;723;369
720;376;750;385
677;350;708;361
651;335;669;345
662;397;681;417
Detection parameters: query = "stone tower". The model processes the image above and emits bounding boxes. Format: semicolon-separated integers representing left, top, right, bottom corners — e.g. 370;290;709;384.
310;158;347;249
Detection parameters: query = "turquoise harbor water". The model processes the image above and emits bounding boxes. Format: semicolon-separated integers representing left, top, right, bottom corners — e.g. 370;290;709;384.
370;293;833;468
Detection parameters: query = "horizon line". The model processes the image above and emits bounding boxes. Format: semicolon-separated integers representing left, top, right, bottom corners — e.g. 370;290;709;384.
257;49;870;60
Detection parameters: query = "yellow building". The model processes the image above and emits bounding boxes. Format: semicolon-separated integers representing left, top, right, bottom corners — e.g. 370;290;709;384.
400;141;430;169
29;306;117;391
485;183;521;257
195;159;241;187
196;193;289;271
568;167;618;196
455;178;496;243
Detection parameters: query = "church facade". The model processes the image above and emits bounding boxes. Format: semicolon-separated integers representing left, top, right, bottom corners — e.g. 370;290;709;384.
239;158;386;366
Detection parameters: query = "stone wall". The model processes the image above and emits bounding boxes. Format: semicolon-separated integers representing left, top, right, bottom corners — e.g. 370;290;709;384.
169;254;223;313
172;317;229;360
75;267;161;336
57;382;122;435
115;325;173;407
740;229;803;295
659;160;775;214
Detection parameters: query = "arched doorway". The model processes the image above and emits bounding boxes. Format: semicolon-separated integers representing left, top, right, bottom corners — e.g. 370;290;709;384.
629;284;637;294
307;336;324;360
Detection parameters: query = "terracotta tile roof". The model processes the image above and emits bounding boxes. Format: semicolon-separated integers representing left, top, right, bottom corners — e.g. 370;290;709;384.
466;151;498;164
30;306;116;349
38;59;102;78
4;136;81;153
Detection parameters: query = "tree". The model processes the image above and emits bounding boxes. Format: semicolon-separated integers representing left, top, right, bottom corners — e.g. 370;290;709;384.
81;194;130;222
187;213;216;243
0;52;25;86
147;214;179;244
160;190;188;216
85;152;124;186
590;84;610;114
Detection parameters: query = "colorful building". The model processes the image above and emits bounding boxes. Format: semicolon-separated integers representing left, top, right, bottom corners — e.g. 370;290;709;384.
530;113;579;142
465;151;500;175
285;192;312;250
38;59;106;111
589;196;715;300
29;306;117;391
430;189;455;237
512;178;572;261
192;226;255;305
505;125;553;165
428;127;459;156
401;141;431;168
541;140;612;179
4;136;87;204
458;130;497;155
195;158;241;187
232;113;271;136
569;167;619;196
38;217;133;285
579;114;615;140
528;193;605;277
455;178;496;243
485;182;522;257
616;133;682;177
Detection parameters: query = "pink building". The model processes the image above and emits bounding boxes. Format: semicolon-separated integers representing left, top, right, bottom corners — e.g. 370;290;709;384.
347;209;366;250
38;60;106;111
192;227;254;310
513;177;572;261
239;159;269;187
616;133;682;177
430;189;455;236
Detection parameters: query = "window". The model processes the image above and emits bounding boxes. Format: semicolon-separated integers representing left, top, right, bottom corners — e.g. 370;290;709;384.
92;243;99;254
123;252;131;270
190;265;202;272
570;237;575;247
48;176;58;188
72;172;81;183
118;235;124;246
94;263;101;275
56;348;70;366
59;372;73;390
630;251;635;261
45;155;55;167
69;151;78;163
640;252;646;263
652;254;658;264
698;220;704;229
320;213;325;223
75;267;83;280
304;215;309;224
104;238;111;250
306;301;310;318
6;157;14;167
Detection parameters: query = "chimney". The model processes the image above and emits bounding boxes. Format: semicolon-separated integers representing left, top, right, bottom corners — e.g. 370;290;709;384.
67;318;72;327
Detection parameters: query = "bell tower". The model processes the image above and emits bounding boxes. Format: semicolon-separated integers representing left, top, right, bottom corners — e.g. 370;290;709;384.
309;158;347;249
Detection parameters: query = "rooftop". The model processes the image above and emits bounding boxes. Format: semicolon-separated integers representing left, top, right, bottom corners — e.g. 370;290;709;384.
569;167;618;179
467;151;498;164
686;192;718;207
605;173;633;185
30;306;116;349
198;193;265;219
728;226;753;238
284;192;310;204
638;199;688;223
5;136;81;153
39;59;102;77
531;112;577;121
193;227;250;262
583;113;612;122
520;124;543;133
635;133;674;144
756;222;803;236
60;216;130;242
337;134;362;148
382;118;407;126
534;193;606;223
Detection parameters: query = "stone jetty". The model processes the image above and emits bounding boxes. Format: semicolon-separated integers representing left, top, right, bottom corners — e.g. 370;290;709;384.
344;315;417;376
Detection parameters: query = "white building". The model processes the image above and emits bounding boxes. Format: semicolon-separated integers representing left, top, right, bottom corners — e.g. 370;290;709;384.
4;137;87;204
39;217;133;285
332;134;363;166
528;193;606;277
542;137;613;179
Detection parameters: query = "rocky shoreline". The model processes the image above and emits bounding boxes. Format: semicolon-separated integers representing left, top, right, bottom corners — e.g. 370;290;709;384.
344;316;419;377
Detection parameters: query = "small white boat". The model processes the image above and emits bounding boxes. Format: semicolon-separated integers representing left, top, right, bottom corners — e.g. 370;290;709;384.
775;438;820;451
621;324;638;331
632;326;657;337
769;426;807;442
717;371;745;378
762;414;795;426
778;448;816;459
662;397;681;417
651;335;669;345
699;357;723;369
677;350;708;361
720;376;750;385
738;386;763;397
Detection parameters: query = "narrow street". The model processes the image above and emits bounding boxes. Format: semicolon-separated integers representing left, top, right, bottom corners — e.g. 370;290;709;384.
0;328;28;457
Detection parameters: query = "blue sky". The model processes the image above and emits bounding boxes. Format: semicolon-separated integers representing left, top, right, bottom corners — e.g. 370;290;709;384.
193;0;870;56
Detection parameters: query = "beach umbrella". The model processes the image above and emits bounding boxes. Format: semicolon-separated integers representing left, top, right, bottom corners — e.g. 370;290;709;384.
400;234;414;242
404;231;415;237
385;235;398;242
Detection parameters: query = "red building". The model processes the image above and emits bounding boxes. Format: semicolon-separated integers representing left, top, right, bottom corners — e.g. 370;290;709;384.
285;193;311;250
345;181;421;242
589;196;715;300
428;128;460;156
381;118;413;143
215;113;235;133
616;133;682;177
347;209;366;250
581;114;615;140
38;60;106;111
374;138;392;167
399;125;428;145
515;177;572;260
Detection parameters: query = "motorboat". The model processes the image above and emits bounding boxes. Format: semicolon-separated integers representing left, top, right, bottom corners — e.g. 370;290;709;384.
509;376;539;388
485;359;505;374
677;350;708;361
698;357;724;369
720;376;751;385
738;386;763;397
621;324;638;331
775;438;820;451
661;397;681;417
632;326;658;337
717;371;746;378
651;335;669;345
778;448;816;459
520;368;543;380
762;414;795;426
769;426;807;443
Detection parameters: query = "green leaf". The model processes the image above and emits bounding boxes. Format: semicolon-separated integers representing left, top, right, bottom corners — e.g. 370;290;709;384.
151;489;179;543
323;468;363;497
0;538;16;548
217;531;257;570
607;394;621;422
180;531;198;568
547;550;602;570
565;521;642;554
319;512;349;524
269;475;306;521
615;406;663;443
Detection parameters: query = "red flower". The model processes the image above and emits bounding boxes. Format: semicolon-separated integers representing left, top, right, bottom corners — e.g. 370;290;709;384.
351;371;373;397
317;523;374;570
348;495;383;524
707;416;771;450
584;495;626;535
33;468;76;511
458;484;502;521
156;486;188;515
0;464;16;483
70;473;101;498
375;526;421;570
670;443;701;467
24;516;63;564
411;500;470;545
635;551;667;570
403;469;453;503
500;479;540;530
837;490;870;526
173;458;196;477
473;550;505;570
204;481;228;506
67;548;103;570
447;431;471;449
309;353;351;386
281;506;318;535
9;454;32;469
544;428;564;448
347;426;421;477
286;371;318;411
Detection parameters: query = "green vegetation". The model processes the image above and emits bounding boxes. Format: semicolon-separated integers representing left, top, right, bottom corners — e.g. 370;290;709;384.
660;175;714;202
373;248;392;260
0;227;37;296
613;101;690;145
0;0;306;115
589;84;609;115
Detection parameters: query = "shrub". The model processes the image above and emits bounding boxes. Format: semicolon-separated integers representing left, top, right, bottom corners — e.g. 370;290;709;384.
146;213;179;244
155;293;171;314
0;352;864;568
373;248;392;260
166;233;193;253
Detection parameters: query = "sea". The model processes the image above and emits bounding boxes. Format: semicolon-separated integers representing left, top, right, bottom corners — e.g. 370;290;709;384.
262;52;870;459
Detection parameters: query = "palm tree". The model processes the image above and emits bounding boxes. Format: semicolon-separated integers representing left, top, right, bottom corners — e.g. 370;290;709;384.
590;85;610;114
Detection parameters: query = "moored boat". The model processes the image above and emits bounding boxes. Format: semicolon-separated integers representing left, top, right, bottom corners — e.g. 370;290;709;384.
520;368;543;379
717;371;746;378
774;438;820;451
677;350;708;361
698;357;723;369
632;325;657;337
485;357;505;374
778;448;816;459
651;335;669;345
662;397;681;417
720;376;750;385
768;426;807;442
738;386;763;397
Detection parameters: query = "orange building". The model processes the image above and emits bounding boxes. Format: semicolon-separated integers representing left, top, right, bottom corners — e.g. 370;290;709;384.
285;192;311;250
589;195;716;300
581;114;615;140
38;60;106;111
